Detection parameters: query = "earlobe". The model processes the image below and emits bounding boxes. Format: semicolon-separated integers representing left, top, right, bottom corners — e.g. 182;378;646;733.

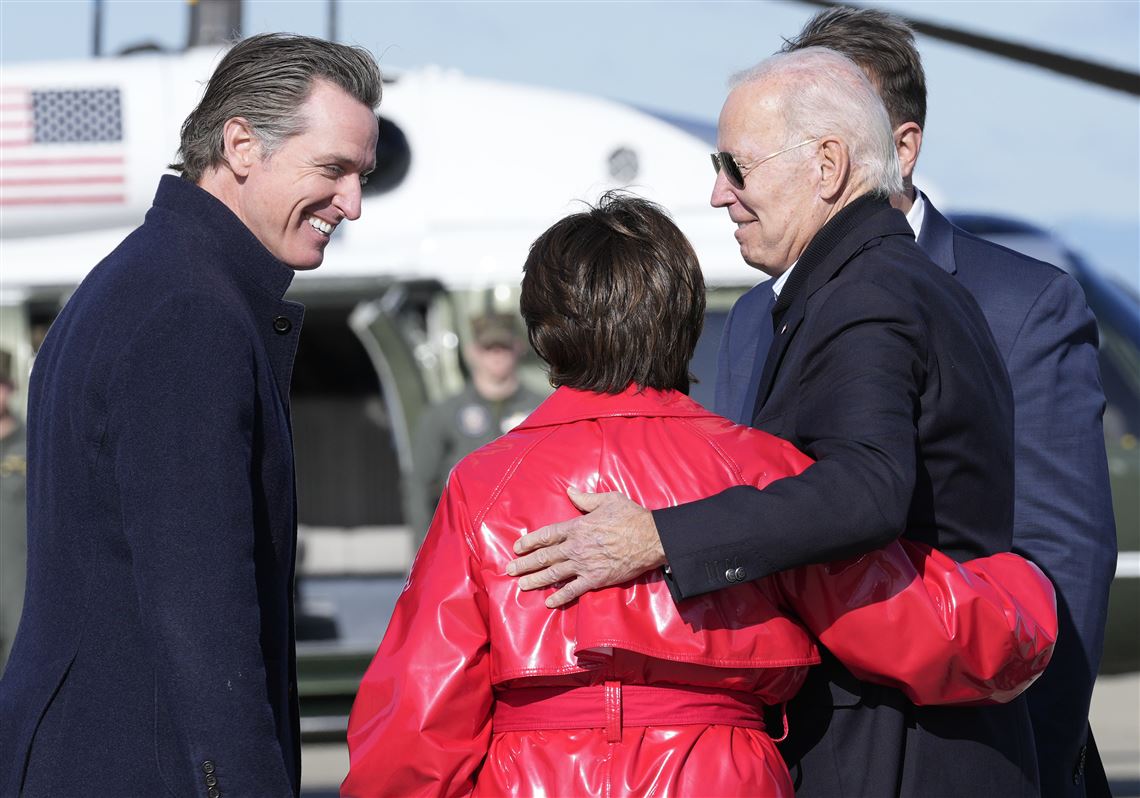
221;117;258;177
893;122;923;181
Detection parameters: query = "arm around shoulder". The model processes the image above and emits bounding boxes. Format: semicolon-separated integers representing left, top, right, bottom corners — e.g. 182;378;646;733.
659;279;925;600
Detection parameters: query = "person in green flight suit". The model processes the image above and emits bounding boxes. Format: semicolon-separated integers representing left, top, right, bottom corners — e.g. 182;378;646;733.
407;314;544;545
0;349;27;676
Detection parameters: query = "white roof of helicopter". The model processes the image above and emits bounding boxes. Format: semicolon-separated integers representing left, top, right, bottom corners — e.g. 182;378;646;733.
0;47;760;302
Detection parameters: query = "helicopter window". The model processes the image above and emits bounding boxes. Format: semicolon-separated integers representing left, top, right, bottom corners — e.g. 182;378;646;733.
361;116;410;196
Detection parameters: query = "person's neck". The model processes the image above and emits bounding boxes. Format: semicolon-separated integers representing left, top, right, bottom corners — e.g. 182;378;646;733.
890;181;917;215
472;373;519;402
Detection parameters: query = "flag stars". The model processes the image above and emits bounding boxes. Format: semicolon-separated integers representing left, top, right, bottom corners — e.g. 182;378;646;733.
32;88;122;144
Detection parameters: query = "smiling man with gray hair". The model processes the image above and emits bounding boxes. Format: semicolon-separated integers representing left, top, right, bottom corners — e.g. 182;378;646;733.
782;10;1117;797
508;47;1039;797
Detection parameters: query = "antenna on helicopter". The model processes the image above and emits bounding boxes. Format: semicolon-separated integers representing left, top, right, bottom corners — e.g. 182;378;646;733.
187;0;242;49
92;0;104;57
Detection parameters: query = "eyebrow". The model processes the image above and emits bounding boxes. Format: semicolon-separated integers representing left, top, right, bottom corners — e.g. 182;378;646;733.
318;153;375;173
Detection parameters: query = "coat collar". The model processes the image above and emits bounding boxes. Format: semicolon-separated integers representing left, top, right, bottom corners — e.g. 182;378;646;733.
751;195;913;420
149;174;296;302
915;192;958;276
149;175;304;410
515;385;715;431
774;193;892;318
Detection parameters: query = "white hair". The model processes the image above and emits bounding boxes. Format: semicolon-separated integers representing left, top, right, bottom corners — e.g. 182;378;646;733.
730;47;903;197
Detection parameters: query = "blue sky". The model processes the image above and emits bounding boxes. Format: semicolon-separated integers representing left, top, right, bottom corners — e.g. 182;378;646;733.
1;0;1137;290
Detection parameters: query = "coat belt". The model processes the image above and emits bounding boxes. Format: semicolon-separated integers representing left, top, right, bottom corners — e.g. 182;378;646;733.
492;682;769;743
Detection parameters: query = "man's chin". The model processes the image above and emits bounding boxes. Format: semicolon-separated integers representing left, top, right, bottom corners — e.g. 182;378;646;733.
740;251;783;278
288;258;324;271
282;247;326;271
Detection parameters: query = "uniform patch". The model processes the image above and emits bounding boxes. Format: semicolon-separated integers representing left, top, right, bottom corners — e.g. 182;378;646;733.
457;404;492;437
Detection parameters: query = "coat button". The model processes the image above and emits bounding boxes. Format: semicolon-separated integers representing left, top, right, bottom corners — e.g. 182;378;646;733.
208;788;220;798
725;568;737;583
734;566;746;581
202;761;215;775
273;316;292;334
1073;743;1088;783
205;774;218;787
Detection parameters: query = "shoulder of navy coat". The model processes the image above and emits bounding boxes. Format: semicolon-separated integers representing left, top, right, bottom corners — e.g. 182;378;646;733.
0;175;304;797
920;197;1117;798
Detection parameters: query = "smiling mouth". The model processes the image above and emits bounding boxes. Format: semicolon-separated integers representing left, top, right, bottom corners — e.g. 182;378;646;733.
307;215;335;236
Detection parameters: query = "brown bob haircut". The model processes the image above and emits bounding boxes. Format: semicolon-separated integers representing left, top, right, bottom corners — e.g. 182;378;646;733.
520;191;705;394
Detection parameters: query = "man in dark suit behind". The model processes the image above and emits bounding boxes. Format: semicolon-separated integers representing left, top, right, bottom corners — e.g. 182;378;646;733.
778;11;1117;796
0;34;381;797
508;48;1041;796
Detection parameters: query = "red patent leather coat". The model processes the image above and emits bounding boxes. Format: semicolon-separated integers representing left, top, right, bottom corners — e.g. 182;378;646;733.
343;387;1055;798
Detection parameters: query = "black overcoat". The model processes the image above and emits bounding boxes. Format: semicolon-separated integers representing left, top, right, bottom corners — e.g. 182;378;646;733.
0;176;304;797
657;196;1040;797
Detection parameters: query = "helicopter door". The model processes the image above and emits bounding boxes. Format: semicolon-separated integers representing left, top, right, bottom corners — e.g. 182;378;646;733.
348;293;429;493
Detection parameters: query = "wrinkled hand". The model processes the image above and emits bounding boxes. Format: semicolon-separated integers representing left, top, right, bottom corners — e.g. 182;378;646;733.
506;488;666;608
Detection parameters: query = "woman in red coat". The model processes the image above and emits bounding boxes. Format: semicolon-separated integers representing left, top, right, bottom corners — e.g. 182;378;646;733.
342;195;1055;797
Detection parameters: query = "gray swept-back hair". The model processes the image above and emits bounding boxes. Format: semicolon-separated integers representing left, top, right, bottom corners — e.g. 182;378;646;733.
731;47;903;197
172;32;382;182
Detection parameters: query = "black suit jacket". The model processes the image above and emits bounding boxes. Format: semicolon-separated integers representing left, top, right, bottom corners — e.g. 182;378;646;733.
657;196;1039;797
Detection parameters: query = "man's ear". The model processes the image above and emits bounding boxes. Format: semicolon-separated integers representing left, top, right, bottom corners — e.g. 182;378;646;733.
221;117;259;177
817;136;850;202
893;122;923;181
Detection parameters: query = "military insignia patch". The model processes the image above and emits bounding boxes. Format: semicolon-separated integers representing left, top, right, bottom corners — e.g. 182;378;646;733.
457;404;491;437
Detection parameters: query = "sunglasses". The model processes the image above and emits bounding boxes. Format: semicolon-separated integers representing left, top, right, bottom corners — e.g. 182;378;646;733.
710;138;819;190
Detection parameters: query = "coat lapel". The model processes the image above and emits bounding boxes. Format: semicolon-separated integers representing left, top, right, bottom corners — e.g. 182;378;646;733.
749;198;915;423
752;301;805;416
916;195;958;276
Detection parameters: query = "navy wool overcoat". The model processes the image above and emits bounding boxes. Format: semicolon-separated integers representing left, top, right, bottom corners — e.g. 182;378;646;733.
0;175;305;797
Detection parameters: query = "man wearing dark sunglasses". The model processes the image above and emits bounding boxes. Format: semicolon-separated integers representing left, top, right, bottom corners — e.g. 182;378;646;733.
708;134;818;424
509;46;1043;798
780;10;1116;798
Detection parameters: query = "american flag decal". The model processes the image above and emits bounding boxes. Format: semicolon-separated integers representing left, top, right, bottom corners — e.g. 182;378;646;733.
1;85;127;207
33;89;123;143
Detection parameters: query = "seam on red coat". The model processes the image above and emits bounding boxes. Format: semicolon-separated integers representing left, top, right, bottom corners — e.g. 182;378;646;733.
679;417;749;485
469;425;561;532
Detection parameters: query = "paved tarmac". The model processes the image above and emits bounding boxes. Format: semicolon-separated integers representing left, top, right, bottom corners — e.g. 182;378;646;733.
300;672;1140;797
1089;671;1140;797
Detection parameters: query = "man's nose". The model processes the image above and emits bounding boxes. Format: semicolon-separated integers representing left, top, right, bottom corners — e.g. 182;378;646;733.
336;179;363;221
710;170;735;208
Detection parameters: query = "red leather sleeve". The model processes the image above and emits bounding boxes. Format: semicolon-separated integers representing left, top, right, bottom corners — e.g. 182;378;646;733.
773;540;1057;706
342;478;491;798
